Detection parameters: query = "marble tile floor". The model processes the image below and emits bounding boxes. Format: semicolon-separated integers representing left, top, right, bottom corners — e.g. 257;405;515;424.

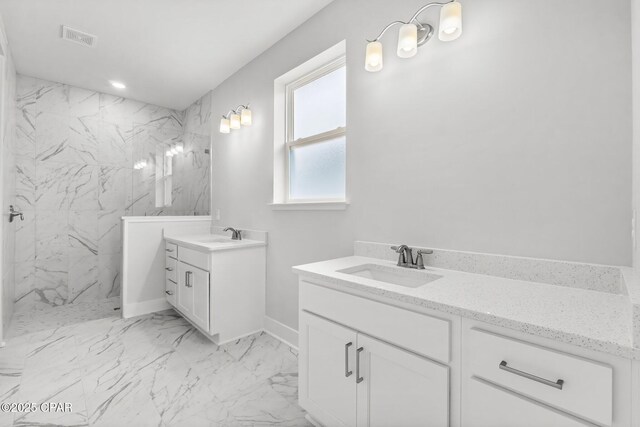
1;302;308;426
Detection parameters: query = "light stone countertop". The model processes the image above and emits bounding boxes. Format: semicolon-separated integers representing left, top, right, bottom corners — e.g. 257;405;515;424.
164;233;266;252
293;256;638;360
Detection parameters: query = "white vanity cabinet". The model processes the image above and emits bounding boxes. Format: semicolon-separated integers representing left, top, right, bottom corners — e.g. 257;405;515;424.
164;239;266;344
299;281;453;427
297;278;634;427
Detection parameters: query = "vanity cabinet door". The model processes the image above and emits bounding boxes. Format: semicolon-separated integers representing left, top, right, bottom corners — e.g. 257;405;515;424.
177;261;194;317
299;311;357;427
177;261;210;332
189;266;210;332
356;334;449;427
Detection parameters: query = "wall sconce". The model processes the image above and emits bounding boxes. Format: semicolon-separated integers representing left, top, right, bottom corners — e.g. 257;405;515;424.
134;159;147;170
365;0;462;72
219;104;252;134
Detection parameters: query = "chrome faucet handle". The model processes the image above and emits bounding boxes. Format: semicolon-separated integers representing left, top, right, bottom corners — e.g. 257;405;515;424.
415;249;433;269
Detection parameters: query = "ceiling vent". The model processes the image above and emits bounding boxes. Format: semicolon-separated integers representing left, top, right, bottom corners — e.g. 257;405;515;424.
61;25;97;48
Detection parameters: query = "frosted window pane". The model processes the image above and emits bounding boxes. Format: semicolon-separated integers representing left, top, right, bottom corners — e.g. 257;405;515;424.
289;136;345;200
293;66;346;140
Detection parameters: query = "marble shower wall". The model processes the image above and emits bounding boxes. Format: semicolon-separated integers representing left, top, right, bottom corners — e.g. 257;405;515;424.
2;51;17;332
13;75;211;312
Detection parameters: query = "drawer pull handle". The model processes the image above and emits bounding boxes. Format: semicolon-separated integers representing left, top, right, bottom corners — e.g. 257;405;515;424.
499;361;564;390
165;290;174;295
165;267;173;271
166;248;174;253
356;347;364;384
345;342;353;377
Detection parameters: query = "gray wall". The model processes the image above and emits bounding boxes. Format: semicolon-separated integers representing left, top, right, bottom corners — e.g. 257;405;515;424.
210;0;632;331
633;0;640;269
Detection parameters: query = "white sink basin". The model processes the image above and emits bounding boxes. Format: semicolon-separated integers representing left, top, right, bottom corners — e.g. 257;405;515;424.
337;264;442;288
192;236;243;244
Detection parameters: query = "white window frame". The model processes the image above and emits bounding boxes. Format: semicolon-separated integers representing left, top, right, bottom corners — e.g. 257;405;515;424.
284;56;346;204
271;40;348;210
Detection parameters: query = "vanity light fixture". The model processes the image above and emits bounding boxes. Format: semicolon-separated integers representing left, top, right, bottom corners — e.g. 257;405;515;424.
219;104;252;134
365;0;462;72
229;113;241;130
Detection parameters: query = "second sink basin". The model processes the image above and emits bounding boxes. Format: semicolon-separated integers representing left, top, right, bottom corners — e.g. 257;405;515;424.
192;235;243;244
337;264;442;288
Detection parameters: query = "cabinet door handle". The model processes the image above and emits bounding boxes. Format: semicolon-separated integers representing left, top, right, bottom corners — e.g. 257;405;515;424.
166;248;174;253
165;290;174;295
165;267;173;271
345;342;353;377
185;271;193;287
356;347;364;384
499;361;564;390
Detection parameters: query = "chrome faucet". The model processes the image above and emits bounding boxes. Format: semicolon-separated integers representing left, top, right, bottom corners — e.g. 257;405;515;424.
223;227;242;240
390;245;433;269
8;205;24;223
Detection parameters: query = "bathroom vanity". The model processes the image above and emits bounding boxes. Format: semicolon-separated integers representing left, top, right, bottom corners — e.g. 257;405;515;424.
164;231;266;344
293;242;639;427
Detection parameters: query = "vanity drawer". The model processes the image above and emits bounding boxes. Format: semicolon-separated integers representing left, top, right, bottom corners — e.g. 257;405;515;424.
466;328;613;426
300;281;450;363
165;279;176;306
165;242;178;259
165;256;177;282
179;246;209;270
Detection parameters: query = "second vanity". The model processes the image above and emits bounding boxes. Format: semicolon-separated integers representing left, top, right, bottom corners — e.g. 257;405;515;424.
293;242;640;427
164;229;266;345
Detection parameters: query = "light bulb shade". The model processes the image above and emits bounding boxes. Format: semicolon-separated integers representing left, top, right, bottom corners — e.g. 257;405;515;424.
439;1;462;41
171;145;178;155
229;113;241;130
240;108;252;126
140;160;146;168
397;24;418;58
365;41;384;72
175;142;184;153
219;117;230;133
166;149;173;157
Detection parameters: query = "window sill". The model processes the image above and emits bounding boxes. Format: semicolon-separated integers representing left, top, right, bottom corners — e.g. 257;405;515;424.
269;201;349;211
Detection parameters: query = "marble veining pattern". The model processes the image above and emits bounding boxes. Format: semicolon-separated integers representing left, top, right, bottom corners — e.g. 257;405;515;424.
12;75;211;312
2;301;307;426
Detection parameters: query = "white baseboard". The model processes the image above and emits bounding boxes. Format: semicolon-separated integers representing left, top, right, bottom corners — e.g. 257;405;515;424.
264;315;299;350
122;298;171;319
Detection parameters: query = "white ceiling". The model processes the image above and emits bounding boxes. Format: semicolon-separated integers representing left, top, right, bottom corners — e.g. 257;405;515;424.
0;0;334;110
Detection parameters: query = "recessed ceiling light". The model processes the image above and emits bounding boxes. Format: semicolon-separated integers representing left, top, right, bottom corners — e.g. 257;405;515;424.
110;81;126;89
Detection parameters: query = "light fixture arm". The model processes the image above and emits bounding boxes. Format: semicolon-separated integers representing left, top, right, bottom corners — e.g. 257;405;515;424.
233;104;250;113
366;0;453;42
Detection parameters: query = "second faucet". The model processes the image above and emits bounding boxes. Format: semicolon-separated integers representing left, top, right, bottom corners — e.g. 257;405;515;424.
390;245;433;269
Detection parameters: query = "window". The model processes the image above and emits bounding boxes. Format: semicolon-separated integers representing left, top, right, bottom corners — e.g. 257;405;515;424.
286;59;346;202
272;41;347;209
